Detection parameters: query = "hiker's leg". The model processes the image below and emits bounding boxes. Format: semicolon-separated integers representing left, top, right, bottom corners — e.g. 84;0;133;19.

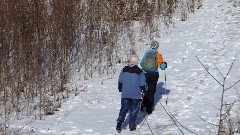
143;73;151;110
150;72;159;107
142;73;150;109
129;99;141;130
117;98;131;122
144;73;159;114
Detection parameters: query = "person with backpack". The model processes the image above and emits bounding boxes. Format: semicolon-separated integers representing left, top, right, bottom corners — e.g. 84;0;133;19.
116;55;148;133
140;40;167;114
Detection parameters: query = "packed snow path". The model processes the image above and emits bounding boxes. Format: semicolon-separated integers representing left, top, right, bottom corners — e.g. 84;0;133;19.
14;0;240;134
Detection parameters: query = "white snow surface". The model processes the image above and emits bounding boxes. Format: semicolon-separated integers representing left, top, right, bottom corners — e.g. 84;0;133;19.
10;0;240;134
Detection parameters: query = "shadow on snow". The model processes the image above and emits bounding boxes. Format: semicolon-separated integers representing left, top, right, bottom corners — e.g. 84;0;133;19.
121;82;171;130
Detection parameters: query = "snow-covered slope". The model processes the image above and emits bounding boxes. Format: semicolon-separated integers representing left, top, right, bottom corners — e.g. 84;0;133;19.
11;0;240;134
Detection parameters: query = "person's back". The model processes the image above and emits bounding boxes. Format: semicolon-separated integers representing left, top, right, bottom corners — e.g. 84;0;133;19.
140;43;163;73
116;55;147;132
119;65;145;99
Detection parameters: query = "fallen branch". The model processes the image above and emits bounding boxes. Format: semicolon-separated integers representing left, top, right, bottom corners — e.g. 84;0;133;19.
196;56;223;86
197;115;218;127
159;102;199;135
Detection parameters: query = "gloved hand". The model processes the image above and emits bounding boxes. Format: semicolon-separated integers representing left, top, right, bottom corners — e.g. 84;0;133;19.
118;82;122;92
160;62;167;70
140;86;147;95
141;89;146;95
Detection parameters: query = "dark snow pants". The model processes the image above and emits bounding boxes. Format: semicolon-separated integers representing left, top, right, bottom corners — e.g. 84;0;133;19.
142;72;159;112
117;98;141;129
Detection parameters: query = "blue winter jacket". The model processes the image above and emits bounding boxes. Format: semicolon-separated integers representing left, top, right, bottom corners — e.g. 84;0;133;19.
118;65;148;99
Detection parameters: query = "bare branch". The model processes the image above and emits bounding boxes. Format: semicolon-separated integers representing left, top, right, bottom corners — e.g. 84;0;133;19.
160;103;199;135
224;99;240;106
212;106;221;111
222;99;240;122
225;79;240;91
196;55;223;86
225;54;237;79
222;113;229;122
197;115;218;127
214;64;224;78
160;103;185;135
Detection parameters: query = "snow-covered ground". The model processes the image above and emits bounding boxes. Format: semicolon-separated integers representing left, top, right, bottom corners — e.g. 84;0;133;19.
10;0;240;134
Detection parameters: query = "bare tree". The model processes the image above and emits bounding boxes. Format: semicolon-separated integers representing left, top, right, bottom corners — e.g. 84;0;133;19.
197;55;240;135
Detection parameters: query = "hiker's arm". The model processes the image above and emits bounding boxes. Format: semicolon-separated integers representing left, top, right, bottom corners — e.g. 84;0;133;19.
139;72;148;93
118;70;123;92
118;82;122;92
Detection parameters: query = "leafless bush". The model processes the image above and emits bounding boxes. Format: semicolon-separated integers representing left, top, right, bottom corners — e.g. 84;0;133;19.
197;55;240;135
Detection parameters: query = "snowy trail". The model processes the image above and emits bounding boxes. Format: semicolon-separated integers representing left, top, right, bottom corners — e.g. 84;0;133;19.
16;0;240;135
155;0;240;134
32;78;122;135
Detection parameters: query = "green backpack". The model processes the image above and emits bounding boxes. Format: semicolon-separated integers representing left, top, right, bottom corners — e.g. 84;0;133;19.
141;51;157;73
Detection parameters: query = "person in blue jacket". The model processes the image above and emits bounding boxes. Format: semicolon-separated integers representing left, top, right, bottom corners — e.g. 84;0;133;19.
116;55;148;132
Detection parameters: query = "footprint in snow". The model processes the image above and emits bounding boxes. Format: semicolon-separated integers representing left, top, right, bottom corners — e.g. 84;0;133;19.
85;129;93;132
199;80;204;84
203;111;210;114
101;105;106;108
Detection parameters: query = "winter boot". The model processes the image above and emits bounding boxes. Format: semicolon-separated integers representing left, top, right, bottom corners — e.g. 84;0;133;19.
146;108;153;114
130;128;136;131
116;120;122;133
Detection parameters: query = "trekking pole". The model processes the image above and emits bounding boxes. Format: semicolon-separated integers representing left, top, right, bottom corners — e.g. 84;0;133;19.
136;93;144;130
165;70;168;106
